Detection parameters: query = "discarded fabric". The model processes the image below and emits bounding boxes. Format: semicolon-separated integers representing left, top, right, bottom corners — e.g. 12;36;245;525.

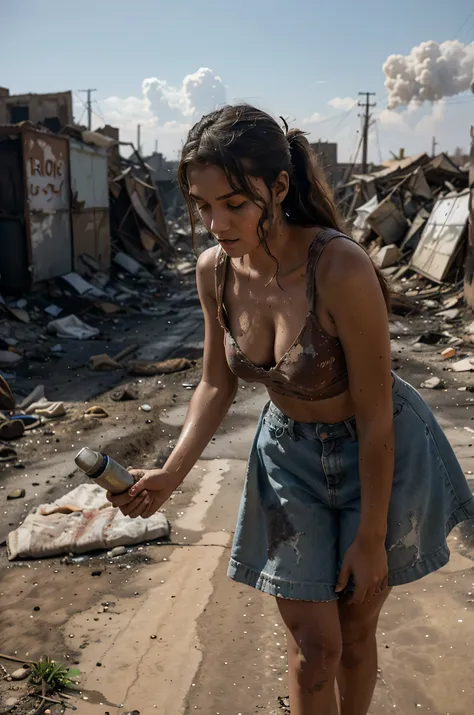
7;483;170;560
48;315;100;340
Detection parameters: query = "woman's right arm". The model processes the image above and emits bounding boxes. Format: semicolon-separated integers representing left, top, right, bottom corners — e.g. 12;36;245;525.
108;247;238;518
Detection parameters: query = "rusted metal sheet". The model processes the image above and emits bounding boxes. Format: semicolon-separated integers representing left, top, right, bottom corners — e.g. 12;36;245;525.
30;213;72;281
72;210;110;271
411;190;470;284
69;139;111;272
23;130;72;282
464;126;474;309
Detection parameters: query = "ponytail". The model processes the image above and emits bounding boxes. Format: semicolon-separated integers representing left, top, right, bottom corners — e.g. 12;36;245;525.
283;129;391;311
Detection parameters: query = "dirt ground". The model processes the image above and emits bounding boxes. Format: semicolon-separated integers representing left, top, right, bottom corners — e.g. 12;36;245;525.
1;309;474;715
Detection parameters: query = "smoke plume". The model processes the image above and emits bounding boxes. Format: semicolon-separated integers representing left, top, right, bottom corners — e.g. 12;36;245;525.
383;40;474;108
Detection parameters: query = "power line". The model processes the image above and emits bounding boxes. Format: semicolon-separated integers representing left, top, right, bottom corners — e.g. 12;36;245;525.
454;7;474;38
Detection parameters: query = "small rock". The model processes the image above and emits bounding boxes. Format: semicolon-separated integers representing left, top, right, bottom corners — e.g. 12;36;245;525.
11;665;31;680
5;697;20;708
452;358;474;373
111;387;138;402
421;376;444;390
33;606;40;611
7;489;26;500
140;404;152;412
107;546;127;558
45;710;52;715
91;570;103;577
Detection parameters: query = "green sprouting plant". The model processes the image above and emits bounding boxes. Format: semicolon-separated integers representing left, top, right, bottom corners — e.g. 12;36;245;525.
31;656;80;691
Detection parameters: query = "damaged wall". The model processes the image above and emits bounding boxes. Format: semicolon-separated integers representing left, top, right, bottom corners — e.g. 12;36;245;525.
70;140;111;273
0;89;73;131
24;130;72;282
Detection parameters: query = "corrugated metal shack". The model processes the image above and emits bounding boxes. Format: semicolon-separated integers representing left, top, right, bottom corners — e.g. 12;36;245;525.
70;138;111;273
0;124;72;292
0;122;172;294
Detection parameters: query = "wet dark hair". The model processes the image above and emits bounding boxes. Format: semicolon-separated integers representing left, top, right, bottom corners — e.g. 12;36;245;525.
178;103;389;309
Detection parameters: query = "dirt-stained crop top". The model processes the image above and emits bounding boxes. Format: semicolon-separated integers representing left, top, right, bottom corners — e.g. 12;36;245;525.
215;228;351;401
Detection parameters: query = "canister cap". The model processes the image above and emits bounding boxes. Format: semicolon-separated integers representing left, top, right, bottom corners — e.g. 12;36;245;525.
75;447;102;475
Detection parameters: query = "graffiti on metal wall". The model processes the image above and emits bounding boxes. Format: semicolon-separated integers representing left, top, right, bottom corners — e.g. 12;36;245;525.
25;135;69;212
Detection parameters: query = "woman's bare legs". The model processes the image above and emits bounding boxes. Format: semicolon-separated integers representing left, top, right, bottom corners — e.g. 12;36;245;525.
277;599;341;715
337;590;391;715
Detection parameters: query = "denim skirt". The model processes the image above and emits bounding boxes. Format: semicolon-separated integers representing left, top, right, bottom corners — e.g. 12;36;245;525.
227;374;474;602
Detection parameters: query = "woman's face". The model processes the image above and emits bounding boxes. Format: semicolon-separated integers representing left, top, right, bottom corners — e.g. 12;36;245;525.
187;164;273;257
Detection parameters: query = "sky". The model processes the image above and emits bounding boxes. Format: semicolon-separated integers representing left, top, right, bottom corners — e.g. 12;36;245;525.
2;0;474;163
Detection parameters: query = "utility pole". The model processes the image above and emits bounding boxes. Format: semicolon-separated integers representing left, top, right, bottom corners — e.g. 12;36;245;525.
78;89;97;130
358;92;376;174
137;124;141;155
432;136;438;158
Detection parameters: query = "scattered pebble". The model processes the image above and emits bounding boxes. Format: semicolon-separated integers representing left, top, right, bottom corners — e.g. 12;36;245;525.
7;489;26;500
107;546;127;558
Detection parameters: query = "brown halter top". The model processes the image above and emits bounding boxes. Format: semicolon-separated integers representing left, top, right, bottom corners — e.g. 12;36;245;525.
215;228;351;401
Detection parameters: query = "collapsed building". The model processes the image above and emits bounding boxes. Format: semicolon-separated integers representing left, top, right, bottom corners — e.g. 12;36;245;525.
0;121;173;295
336;149;472;308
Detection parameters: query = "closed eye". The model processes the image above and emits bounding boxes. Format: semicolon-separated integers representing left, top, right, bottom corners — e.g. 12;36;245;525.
228;201;247;211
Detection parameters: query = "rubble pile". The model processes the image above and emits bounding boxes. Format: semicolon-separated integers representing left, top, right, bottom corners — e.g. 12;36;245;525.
339;151;468;277
337;150;474;380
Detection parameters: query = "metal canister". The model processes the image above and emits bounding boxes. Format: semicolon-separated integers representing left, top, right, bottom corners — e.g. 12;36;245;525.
75;447;135;494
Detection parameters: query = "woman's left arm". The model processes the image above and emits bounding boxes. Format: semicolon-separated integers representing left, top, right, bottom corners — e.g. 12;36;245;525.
320;241;394;603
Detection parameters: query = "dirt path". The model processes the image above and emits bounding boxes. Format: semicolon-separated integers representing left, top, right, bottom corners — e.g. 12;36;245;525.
1;318;474;715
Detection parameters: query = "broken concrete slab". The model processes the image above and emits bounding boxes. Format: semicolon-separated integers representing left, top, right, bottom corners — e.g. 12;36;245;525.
373;244;400;269
421;376;444;389
452;358;474;372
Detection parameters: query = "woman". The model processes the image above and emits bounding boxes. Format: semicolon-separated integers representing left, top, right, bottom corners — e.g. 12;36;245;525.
108;104;474;715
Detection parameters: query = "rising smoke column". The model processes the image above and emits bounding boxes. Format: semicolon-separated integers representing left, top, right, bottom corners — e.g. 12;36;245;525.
383;40;474;109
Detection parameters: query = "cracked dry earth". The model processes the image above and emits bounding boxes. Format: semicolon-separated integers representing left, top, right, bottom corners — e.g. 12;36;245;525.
1;329;474;714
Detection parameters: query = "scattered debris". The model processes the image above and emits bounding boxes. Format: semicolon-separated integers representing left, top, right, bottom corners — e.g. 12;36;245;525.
84;406;109;419
421;376;444;389
111;386;138;402
128;357;192;376
0;420;25;440
48;315;100;340
452;358;474;373
441;347;457;360
0;444;17;462
7;489;26;500
107;545;127;558
0;374;15;412
140;404;152;412
88;354;122;372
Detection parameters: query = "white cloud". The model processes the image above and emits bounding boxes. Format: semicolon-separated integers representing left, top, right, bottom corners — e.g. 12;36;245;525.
383;39;474;108
86;68;227;158
302;112;326;125
328;96;357;110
